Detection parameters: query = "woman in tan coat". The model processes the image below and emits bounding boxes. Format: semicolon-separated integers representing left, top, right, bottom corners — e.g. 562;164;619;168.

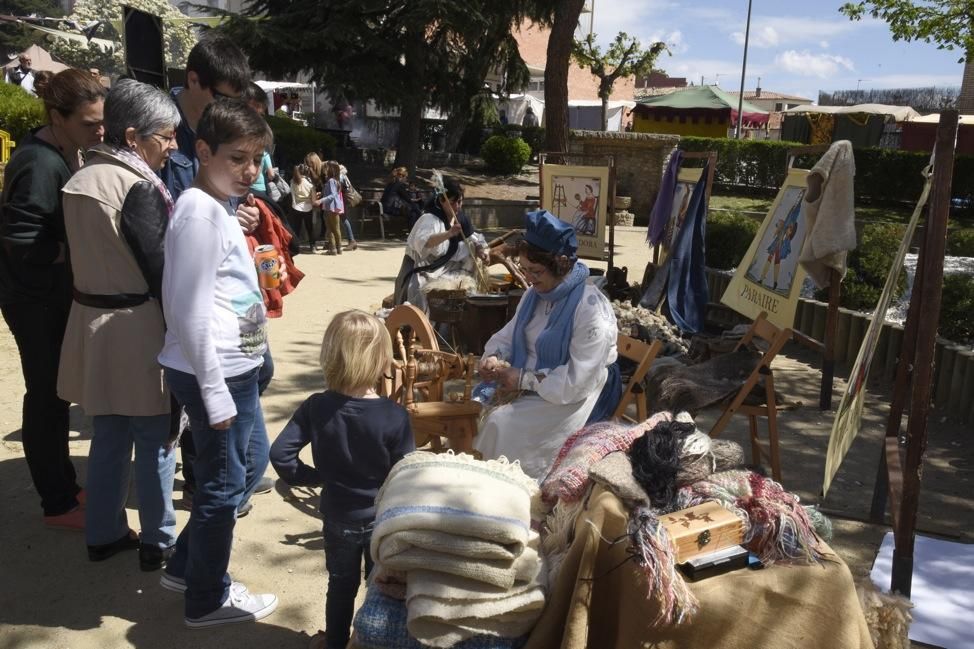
58;80;180;571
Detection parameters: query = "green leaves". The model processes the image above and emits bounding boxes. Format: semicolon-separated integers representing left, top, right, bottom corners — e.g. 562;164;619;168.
838;0;974;61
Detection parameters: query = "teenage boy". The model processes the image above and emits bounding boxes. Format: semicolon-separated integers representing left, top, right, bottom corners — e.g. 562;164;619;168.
161;34;275;512
158;98;277;628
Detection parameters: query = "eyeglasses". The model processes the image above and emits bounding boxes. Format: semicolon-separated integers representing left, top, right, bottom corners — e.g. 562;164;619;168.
210;87;240;101
150;132;178;145
518;263;548;280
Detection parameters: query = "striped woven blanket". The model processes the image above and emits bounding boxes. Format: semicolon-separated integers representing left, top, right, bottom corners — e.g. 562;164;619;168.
369;451;545;648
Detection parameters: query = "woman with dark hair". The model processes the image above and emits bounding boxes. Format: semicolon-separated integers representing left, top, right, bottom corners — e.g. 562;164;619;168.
393;178;488;313
475;211;618;481
58;79;180;568
0;68;105;529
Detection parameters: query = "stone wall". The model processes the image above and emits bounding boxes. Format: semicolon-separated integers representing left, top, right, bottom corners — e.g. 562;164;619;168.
567;130;678;223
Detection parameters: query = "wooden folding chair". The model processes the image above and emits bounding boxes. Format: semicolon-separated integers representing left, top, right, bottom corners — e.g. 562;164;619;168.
612;334;663;423
708;311;793;482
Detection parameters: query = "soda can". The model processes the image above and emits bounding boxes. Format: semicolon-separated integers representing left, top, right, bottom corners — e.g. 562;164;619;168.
254;244;281;289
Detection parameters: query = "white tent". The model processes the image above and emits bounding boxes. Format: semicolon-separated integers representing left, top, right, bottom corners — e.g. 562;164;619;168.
2;44;70;74
254;80;315;117
568;99;636;131
783;103;919;123
496;93;545;126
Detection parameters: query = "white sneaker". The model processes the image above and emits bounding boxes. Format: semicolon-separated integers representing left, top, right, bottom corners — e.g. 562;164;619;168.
160;571;186;593
184;582;278;629
160;571;237;594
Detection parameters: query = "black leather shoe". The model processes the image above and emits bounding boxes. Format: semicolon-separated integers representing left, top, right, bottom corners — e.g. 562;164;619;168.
139;544;175;572
88;531;140;562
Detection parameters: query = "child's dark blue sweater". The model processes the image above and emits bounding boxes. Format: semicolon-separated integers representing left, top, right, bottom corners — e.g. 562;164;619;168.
270;391;414;522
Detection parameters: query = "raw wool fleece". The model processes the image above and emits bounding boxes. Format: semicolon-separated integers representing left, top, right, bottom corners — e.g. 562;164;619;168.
855;578;913;649
369;451;545;648
541;412;682;506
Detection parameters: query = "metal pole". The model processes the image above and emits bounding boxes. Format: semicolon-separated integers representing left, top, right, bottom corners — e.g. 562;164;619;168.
735;0;753;139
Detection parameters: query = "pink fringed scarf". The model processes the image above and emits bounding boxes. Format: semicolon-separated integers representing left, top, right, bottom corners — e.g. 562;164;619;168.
541;412;676;506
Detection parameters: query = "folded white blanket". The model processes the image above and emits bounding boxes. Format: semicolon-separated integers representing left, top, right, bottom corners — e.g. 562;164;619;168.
372;452;540;563
371;452;546;647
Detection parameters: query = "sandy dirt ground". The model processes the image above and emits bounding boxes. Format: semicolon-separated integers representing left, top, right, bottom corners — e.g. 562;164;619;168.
0;228;970;649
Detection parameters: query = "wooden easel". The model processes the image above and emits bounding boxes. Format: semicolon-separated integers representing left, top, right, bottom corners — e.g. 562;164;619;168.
538;152;617;269
868;111;958;597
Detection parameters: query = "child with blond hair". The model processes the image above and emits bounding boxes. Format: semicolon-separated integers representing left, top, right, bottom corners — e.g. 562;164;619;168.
270;310;414;649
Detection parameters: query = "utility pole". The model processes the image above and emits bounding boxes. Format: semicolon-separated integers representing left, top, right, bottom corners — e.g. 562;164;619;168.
736;0;753;139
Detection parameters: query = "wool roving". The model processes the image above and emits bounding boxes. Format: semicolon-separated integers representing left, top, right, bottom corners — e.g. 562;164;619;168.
541;412;674;506
628;506;699;625
629;418;694;509
674;469;827;565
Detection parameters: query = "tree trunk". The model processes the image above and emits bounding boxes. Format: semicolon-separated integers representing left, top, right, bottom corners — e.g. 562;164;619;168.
601;93;609;131
958;57;974;115
544;0;586;153
395;27;427;173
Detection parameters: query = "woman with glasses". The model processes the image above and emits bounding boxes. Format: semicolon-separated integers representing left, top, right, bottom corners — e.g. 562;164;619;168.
58;80;181;571
393;177;488;313
474;211;618;481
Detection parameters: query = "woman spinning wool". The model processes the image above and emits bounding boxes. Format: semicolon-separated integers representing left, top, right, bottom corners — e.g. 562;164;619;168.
393;177;488;313
475;211;618;481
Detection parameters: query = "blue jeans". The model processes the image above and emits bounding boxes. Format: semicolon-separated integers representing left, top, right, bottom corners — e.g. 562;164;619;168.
180;346;273;492
85;414;176;548
163;365;270;619
324;518;375;649
341;215;355;243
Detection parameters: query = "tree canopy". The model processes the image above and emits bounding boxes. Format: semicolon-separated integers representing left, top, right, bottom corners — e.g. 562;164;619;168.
840;1;974;61
0;1;64;58
45;0;197;77
572;31;666;129
222;0;555;171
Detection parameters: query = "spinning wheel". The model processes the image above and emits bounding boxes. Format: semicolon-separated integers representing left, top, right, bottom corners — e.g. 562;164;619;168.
385;304;438;353
379;305;482;453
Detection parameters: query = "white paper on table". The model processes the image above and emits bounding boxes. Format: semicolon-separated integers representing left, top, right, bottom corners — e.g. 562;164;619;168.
870;532;974;649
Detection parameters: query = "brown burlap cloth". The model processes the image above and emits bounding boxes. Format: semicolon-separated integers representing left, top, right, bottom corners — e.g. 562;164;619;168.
524;486;874;649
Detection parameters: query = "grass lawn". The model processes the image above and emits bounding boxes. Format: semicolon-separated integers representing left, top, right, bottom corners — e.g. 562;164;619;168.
710;192;918;225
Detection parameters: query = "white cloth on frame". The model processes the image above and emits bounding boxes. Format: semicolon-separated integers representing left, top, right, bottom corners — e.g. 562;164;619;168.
799;140;857;288
403;212;486;312
474;283;618;481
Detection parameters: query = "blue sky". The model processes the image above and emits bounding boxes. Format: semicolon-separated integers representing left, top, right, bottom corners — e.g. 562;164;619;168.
588;0;965;102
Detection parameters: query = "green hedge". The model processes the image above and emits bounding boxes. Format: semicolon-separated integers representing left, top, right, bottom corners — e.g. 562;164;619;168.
481;135;531;175
266;115;336;173
814;223;908;311
0;83;46;142
946;228;974;256
706;211;761;270
494;124;544;159
678;136;974;207
940;274;974;342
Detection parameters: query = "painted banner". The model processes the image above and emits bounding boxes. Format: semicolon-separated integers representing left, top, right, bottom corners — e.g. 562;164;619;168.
541;164;610;261
721;169;809;330
823;168;932;496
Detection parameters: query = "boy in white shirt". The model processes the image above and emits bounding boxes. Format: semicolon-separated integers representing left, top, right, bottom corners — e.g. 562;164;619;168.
157;98;278;628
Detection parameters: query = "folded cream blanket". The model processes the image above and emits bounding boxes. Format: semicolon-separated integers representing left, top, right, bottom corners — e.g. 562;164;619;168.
372;452;541;563
371;451;546;647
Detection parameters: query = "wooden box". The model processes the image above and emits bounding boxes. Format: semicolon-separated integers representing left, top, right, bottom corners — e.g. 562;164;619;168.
661;501;745;564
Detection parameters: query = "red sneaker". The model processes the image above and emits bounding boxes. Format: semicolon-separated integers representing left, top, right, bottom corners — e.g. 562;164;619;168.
44;507;85;531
